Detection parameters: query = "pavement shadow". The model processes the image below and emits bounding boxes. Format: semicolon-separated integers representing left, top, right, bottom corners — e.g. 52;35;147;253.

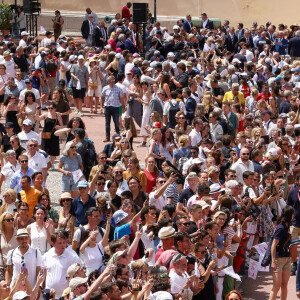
240;272;273;300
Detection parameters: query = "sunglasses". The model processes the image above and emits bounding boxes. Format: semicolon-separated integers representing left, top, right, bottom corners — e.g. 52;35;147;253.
197;250;206;254
70;146;76;149
121;142;129;144
61;199;72;203
99;157;107;160
182;222;190;226
115;171;123;174
158;180;167;184
4;218;14;222
29;144;38;147
79;187;87;190
124;155;131;158
96;182;105;186
20;208;28;212
3;194;10;198
20;160;28;163
178;117;185;119
48;107;54;110
242;153;250;156
41;198;49;201
190;151;198;154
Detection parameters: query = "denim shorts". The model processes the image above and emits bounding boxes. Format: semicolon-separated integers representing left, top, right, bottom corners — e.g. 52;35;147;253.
62;175;78;191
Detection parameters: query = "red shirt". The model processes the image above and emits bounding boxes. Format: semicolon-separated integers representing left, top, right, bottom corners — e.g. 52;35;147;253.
122;6;132;21
256;92;271;102
241;84;251;98
143;168;157;194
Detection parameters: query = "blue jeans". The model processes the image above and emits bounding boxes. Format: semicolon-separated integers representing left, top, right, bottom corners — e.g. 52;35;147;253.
104;106;120;139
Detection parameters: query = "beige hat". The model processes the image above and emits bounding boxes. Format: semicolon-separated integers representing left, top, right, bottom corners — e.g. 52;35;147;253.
60;192;73;200
158;226;175;239
196;200;211;209
3;51;12;58
69;277;88;291
17;228;29;238
67;263;82;278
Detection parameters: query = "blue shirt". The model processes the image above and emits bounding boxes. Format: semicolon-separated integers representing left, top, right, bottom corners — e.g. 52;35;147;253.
287;187;300;227
10;167;35;193
114;223;131;240
70;195;96;226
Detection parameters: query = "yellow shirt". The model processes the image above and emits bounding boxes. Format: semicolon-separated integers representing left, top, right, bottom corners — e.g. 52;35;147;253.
223;91;245;106
123;170;147;189
88;165;112;182
20;188;41;217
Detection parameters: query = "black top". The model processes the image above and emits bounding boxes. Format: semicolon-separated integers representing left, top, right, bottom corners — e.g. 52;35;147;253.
273;224;290;258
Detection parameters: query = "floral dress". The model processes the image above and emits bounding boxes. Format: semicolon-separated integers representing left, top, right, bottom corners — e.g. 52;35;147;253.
47;208;59;224
58;208;75;241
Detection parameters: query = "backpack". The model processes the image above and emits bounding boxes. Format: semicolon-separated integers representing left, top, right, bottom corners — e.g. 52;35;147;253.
168;101;180;128
82;140;97;179
177;149;190;173
47;58;58;73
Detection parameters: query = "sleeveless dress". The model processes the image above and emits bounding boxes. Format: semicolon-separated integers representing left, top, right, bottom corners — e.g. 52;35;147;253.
140;93;150;136
42;115;60;156
159;142;173;162
28;222;50;255
25;103;38;132
6;111;20;133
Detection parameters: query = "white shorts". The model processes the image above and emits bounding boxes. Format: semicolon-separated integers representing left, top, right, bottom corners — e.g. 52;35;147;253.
87;87;102;97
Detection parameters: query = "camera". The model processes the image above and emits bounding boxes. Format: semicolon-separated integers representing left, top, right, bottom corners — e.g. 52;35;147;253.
42;289;53;300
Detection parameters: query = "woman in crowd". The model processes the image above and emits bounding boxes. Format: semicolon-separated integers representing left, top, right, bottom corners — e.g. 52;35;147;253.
108;32;117;51
57;192;75;241
117;149;134;170
36;102;63;164
32;172;49;195
147;128;165;168
143;155;159;194
64;117;87;142
9;135;25;160
14;202;34;230
122;116;137;149
52;89;71;126
128;176;147;212
0;189;18;215
79;215;111;275
202;92;215;122
0;212;18;273
3;95;20;134
159;126;173;163
88;58;103;114
269;205;293;300
172;134;191;167
159;72;171;99
175;111;192;139
137;81;151;147
107;180;122;209
58;141;83;198
149;111;162;127
27;205;54;254
209;111;223;141
110;137;136;164
19;91;39;132
128;74;142;127
37;192;59;228
105;52;119;79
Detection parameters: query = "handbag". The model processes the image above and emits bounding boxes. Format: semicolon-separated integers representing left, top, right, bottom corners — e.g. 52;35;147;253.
88;81;98;90
42;115;57;139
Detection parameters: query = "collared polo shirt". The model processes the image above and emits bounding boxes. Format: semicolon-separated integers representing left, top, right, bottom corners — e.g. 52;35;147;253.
70;195;96;226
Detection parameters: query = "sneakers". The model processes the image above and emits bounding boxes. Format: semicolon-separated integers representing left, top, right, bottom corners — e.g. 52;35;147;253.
78;111;84;117
137;141;147;147
74;108;79;114
291;262;297;276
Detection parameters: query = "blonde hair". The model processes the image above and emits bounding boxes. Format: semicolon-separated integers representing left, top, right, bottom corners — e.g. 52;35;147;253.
202;92;213;112
213;211;226;221
178;135;189;148
206;166;220;176
3;188;17;202
0;212;14;233
131;260;147;271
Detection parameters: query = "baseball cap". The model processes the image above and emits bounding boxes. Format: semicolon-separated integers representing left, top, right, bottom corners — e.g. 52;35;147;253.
22;119;33;126
13;291;30;300
21;31;29;36
69;55;77;62
5;122;14;129
279;113;288;118
67;263;82;278
77;55;85;60
152;122;161;128
209;183;222;195
45;31;53;35
167;52;175;58
186;172;198;179
69;277;88;292
116;53;122;59
261;110;271;116
77;180;88;188
267;148;278;156
113;209;128;224
112;134;121;140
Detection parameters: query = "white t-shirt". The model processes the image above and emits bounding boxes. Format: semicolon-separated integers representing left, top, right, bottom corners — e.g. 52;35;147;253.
189;129;202;147
3;59;15;77
1;161;20;191
73;225;105;244
7;246;42;289
41;38;52;48
19;87;41;101
19;39;27;49
80;242;104;275
27;151;47;173
169;268;189;294
149;191;167;211
141;226;155;266
163;99;186;116
18;130;41;149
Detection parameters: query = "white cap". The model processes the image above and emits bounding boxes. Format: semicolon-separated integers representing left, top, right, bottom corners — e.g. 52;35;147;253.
167;52;175;57
77;55;85;60
21;31;29;36
173;25;180;30
116;53;122;59
267;148;278;156
13;291;30;300
232;58;241;64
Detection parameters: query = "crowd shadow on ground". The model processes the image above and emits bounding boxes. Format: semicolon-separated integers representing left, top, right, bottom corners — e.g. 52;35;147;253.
240;272;274;300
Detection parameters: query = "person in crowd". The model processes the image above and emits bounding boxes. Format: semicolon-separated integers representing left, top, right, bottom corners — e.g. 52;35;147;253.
37;192;58;226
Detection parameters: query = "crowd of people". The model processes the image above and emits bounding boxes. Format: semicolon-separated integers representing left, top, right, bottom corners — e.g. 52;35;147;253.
1;1;300;300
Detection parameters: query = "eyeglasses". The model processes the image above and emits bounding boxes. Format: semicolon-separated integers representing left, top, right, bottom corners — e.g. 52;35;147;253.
229;175;237;178
115;171;123;174
124;155;131;158
20;160;28;163
4;218;14;222
3;194;10;198
288;145;292;148
242;153;250;156
178;117;185;119
197;250;206;254
41;198;49;201
48;107;54;110
190;151;198;155
61;199;72;203
218;218;226;221
29;144;37;147
96;182;105;186
0;68;6;70
25;82;31;84
20;208;28;212
121;141;129;144
158;180;166;184
99;157;107;160
79;187;88;190
181;222;190;226
70;146;76;149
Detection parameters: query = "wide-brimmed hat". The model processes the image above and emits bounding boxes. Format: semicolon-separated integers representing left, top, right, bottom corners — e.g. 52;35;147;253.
158;226;175;239
17;228;29;238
